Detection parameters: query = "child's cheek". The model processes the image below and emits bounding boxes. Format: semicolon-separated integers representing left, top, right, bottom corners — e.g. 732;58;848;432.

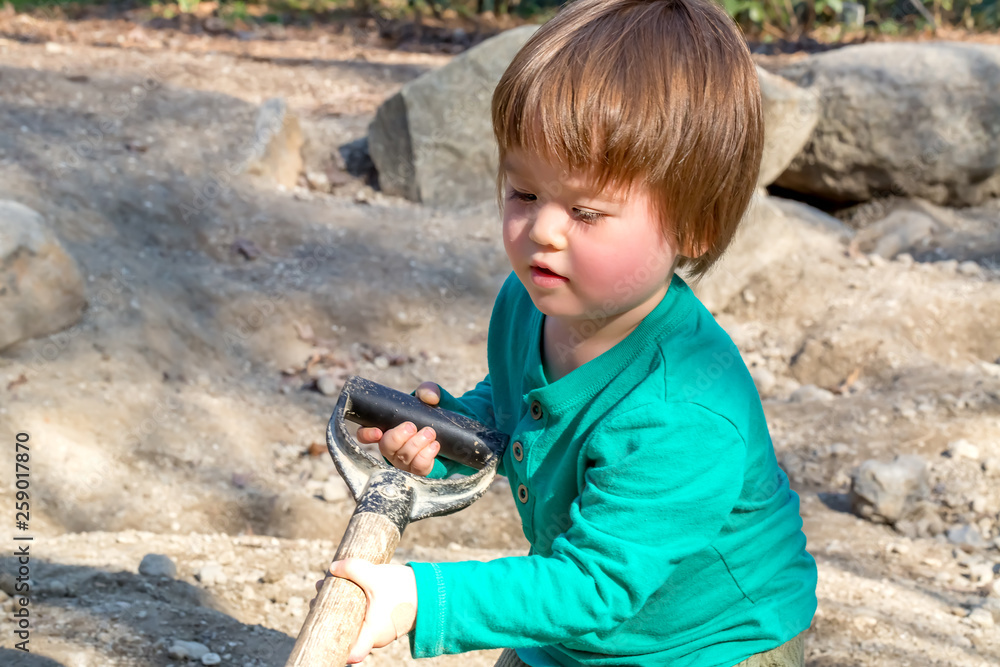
501;217;525;264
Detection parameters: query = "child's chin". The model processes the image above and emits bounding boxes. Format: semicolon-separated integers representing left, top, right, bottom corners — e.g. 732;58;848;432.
526;295;585;320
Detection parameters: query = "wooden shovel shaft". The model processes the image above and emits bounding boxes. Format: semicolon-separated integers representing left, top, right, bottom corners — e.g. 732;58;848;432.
284;511;402;667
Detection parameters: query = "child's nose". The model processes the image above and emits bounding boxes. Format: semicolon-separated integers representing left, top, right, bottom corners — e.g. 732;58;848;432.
528;204;569;250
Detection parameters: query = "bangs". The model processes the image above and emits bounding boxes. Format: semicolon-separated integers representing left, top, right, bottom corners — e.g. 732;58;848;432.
492;0;709;206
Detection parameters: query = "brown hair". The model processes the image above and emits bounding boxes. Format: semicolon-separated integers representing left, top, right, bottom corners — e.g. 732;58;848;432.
491;0;763;280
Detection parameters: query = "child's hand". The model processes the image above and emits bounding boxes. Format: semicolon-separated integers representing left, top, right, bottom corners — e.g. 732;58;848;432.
312;559;418;664
356;382;442;476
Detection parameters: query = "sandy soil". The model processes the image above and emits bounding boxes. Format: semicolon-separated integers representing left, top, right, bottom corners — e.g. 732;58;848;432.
0;13;998;667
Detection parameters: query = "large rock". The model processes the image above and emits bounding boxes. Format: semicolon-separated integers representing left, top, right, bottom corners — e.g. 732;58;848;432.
369;29;815;206
757;67;820;187
0;201;86;352
775;42;1000;206
369;25;539;207
691;190;853;312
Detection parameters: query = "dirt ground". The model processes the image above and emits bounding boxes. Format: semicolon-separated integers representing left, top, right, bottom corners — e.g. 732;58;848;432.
0;12;999;667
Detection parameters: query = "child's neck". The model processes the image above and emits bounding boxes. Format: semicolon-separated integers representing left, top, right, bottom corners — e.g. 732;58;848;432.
541;285;668;382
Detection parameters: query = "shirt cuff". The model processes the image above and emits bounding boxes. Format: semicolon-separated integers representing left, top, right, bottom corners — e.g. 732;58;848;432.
406;561;449;658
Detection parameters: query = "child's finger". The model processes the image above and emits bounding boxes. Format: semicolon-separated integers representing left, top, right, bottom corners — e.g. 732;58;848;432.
356;426;383;444
378;422;417;459
346;622;376;664
410;440;440;476
392;427;436;469
415;382;441;405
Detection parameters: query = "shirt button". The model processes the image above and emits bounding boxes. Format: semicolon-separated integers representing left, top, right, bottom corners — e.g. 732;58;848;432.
517;484;529;503
512;441;524;462
530;400;543;420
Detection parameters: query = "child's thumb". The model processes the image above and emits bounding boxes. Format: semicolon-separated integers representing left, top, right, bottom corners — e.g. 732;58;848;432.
415;382;441;406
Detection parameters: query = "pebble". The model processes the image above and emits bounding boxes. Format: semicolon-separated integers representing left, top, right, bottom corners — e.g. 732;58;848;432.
309;459;331;483
969;563;994;584
196;562;227;587
201;653;222;665
830;443;852;457
168;640;211;661
895;252;914;266
139;554;177;578
315;373;341;396
321;480;349;502
947;524;986;550
0;572;17;596
968;607;995;629
788;384;834;403
983;458;1000;478
957;260;981;277
750;366;776;395
852;614;878;630
43;579;71;597
935;259;959;273
947;439;980;461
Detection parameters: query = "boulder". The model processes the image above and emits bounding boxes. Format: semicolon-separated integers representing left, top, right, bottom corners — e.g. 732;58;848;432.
246;98;304;189
0;201;86;352
850;455;929;525
369;31;814;206
691;191;853;312
776;42;1000;206
756;67;820;187
369;25;539;207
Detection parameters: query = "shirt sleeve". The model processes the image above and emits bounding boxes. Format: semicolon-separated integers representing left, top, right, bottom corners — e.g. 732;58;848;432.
407;402;747;656
425;375;499;479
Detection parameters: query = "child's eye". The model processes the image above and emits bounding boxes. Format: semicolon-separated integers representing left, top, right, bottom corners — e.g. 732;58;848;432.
574;209;604;224
508;189;536;203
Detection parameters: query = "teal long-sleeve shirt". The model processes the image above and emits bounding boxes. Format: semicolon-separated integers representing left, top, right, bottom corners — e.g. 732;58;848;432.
407;272;818;667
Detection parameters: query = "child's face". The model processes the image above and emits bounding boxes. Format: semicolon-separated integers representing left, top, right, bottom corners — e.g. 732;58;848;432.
502;149;678;326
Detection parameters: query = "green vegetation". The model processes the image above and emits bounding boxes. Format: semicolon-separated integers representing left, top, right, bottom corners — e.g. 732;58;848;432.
3;0;998;34
723;0;1000;35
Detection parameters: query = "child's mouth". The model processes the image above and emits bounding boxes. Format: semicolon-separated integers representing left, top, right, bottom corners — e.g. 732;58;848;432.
530;265;568;286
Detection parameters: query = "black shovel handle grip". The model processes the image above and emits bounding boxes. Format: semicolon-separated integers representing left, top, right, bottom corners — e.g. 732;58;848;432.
341;376;507;470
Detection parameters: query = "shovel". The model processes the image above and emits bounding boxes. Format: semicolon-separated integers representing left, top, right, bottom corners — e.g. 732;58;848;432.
284;375;508;667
